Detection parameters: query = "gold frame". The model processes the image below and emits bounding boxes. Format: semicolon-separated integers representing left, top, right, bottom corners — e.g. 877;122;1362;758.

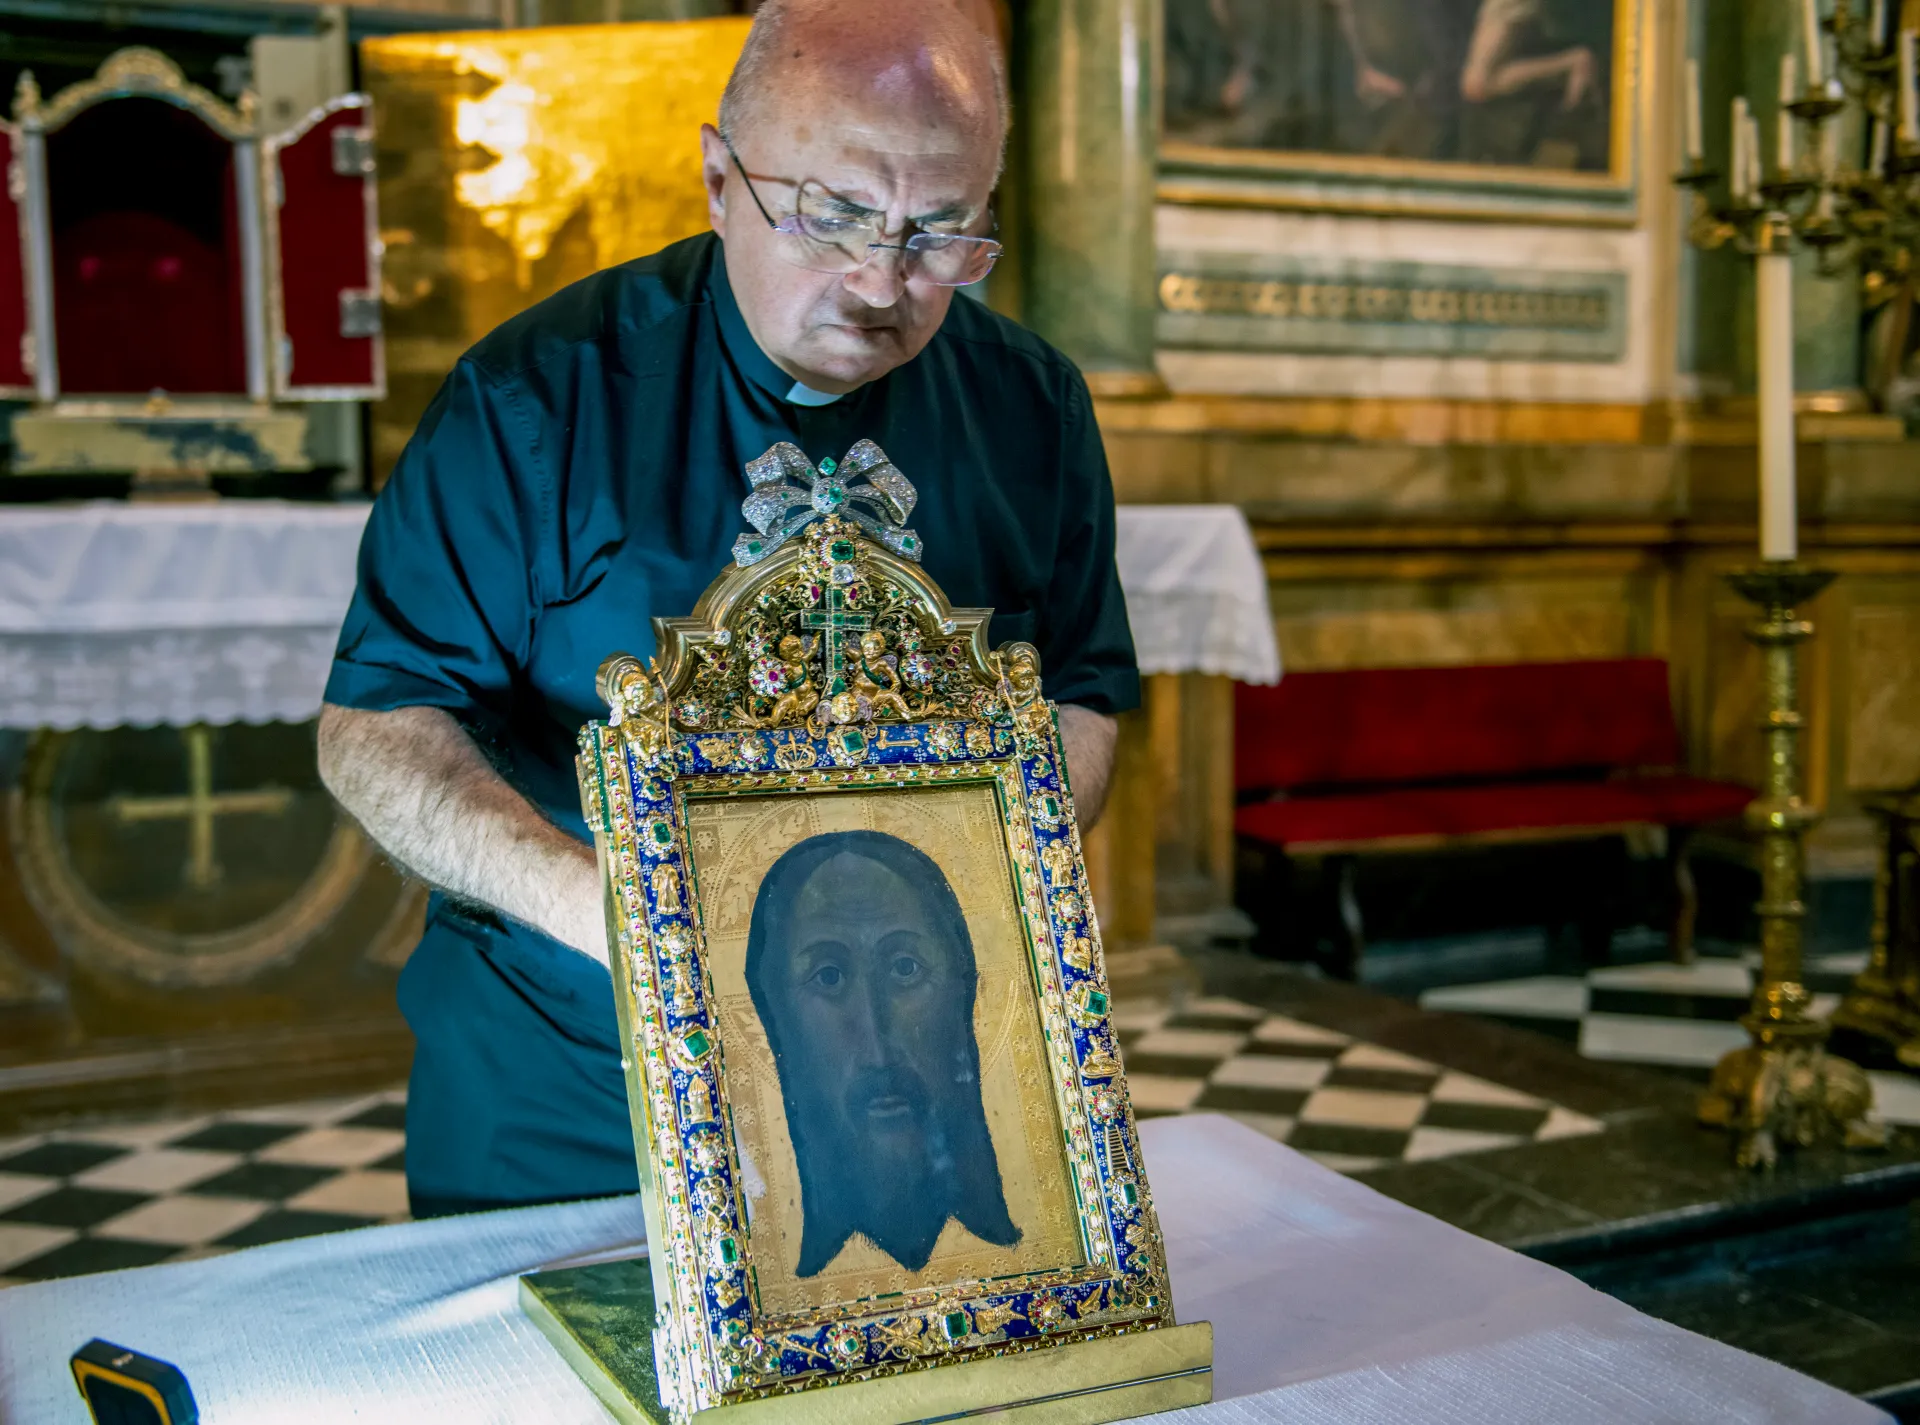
1159;0;1641;221
572;511;1194;1424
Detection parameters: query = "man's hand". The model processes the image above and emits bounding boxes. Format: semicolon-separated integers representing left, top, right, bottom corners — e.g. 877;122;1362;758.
1057;703;1119;830
317;704;610;966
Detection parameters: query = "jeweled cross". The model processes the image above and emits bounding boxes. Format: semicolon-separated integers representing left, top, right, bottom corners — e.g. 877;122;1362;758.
110;724;294;890
799;588;871;696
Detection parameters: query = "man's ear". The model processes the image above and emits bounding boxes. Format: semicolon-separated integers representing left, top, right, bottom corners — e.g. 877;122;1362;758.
699;123;730;235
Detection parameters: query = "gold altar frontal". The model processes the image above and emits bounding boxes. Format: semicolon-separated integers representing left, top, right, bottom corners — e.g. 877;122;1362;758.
522;1261;1214;1425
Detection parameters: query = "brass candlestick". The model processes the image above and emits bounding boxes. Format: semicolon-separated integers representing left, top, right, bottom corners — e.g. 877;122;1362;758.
1697;566;1885;1168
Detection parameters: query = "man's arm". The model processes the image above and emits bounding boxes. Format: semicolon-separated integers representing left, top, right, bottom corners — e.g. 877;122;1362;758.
317;703;608;965
1058;702;1118;830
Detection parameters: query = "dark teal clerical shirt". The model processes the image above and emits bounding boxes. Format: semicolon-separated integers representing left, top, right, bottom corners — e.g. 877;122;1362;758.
326;232;1138;1211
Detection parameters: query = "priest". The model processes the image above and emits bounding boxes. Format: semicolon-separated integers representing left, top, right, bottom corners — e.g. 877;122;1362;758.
317;0;1139;1219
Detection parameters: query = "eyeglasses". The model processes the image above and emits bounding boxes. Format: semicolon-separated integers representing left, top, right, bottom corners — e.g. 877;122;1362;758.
725;139;1001;288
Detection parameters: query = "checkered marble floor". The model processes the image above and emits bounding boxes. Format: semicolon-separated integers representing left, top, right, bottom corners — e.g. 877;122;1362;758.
0;1091;407;1290
1419;948;1920;1131
1113;995;1604;1175
0;1000;1607;1289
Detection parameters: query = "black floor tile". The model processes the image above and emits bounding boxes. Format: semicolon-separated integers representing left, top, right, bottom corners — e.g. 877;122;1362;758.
1417;1100;1551;1136
1;1185;150;1229
1193;1083;1310;1116
1286;1122;1412;1159
1238;1039;1344;1060
169;1121;307;1154
371;1147;407;1173
1322;1065;1439;1095
9;1236;178;1280
190;1161;336;1202
0;1140;128;1177
1589;988;1745;1022
216;1208;376;1248
1125;1053;1226;1077
339;1102;407;1131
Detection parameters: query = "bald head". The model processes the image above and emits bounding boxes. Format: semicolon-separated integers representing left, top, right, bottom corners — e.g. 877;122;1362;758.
718;0;1008;172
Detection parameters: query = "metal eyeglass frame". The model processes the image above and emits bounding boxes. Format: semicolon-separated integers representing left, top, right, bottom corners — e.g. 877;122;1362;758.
724;138;1001;287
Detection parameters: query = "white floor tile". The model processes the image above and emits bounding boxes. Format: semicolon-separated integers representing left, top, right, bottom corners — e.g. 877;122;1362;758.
1580;1013;1748;1067
0;1223;75;1273
1536;1105;1606;1141
1182;998;1268;1024
1210;1055;1332;1091
1809;950;1870;976
1249;1016;1349;1047
1223;1112;1296;1142
1335;1043;1437;1075
225;1094;387;1128
1125;1075;1206;1113
1296;1150;1387;1174
1299;1087;1428;1130
73;1148;242;1195
1429;1073;1543;1109
1809;993;1840;1019
0;1134;44;1163
1589;960;1751;996
1108;1005;1170;1034
1130;1028;1247;1060
93;1195;268;1247
258;1127;406;1169
1421;977;1587;1019
288;1170;409;1218
1403;1126;1526;1162
0;1172;59;1215
1866;1071;1920;1127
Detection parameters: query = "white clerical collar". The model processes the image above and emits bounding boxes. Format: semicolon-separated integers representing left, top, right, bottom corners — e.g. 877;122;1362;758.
785;380;844;407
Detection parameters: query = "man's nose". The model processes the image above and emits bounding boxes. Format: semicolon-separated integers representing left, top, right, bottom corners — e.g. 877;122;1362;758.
842;247;908;308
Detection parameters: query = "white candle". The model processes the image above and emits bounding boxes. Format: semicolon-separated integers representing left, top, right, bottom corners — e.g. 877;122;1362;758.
1733;96;1751;197
1872;0;1888;45
1903;29;1919;141
1803;0;1825;86
1745;107;1765;195
1872;115;1890;172
1779;53;1797;172
1756;249;1797;562
1685;58;1704;162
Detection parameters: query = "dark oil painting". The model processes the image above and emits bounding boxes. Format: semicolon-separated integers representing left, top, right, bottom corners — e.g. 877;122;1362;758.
1166;0;1619;173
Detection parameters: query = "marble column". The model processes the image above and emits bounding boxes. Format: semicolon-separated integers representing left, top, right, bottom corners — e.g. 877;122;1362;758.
1739;0;1864;406
1020;0;1165;395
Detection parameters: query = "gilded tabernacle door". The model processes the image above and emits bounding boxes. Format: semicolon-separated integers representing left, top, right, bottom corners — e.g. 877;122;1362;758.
525;441;1212;1425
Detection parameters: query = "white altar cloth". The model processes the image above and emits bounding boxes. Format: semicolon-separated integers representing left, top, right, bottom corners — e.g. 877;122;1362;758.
0;502;369;730
1114;505;1279;685
0;1116;1878;1425
0;500;1277;730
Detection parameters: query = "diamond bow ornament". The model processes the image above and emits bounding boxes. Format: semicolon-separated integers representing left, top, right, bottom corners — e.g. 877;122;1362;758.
732;439;923;566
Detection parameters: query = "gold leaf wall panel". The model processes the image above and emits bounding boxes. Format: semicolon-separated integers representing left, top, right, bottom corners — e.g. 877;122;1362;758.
1847;605;1920;792
362;17;751;482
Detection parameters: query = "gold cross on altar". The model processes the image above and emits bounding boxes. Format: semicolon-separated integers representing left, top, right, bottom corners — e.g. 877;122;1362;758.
110;725;294;890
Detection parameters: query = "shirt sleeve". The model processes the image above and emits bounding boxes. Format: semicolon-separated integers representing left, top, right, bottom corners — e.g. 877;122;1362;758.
324;359;548;738
1037;371;1141;717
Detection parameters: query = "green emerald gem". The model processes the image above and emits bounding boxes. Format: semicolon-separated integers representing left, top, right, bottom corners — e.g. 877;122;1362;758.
1084;989;1110;1018
819;456;838;475
717;1235;740;1265
649;820;673;847
1041;795;1061;820
1120;1181;1139;1208
941;1310;970;1340
840;729;865;753
681;1028;712;1060
744;539;763;556
829;538;856;562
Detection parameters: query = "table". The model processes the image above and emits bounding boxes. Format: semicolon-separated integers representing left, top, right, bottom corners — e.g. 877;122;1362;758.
0;501;1273;730
0;502;370;730
0;1115;1878;1425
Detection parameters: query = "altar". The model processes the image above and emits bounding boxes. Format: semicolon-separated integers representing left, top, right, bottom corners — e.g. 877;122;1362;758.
0;1116;1880;1424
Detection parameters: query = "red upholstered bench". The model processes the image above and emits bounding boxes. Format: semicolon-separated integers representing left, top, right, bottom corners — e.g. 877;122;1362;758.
1234;658;1753;974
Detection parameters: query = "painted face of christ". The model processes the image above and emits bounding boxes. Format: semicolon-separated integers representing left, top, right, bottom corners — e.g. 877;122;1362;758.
746;830;1019;1276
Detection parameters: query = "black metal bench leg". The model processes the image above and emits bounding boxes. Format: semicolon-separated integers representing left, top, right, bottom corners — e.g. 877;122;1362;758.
1668;826;1698;965
1326;854;1363;981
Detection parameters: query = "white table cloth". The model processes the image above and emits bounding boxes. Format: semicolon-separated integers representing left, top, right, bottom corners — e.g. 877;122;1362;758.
1113;506;1279;684
0;502;370;730
0;1116;1879;1425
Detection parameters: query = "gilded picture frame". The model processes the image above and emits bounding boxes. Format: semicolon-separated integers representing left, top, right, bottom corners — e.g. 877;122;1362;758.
565;443;1201;1425
1160;0;1642;225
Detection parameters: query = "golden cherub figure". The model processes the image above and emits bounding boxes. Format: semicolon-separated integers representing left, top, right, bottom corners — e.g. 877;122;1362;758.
853;630;913;721
766;634;821;726
651;862;684;915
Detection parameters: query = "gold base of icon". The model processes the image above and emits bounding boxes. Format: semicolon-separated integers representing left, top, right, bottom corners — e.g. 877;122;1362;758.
521;1260;1214;1425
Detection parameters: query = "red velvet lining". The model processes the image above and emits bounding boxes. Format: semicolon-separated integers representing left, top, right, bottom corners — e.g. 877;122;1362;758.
0;129;30;389
275;104;375;390
1235;775;1754;849
1235;658;1685;792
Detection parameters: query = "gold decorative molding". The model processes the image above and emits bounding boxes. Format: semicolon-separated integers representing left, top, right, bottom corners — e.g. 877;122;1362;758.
17;47;254;139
